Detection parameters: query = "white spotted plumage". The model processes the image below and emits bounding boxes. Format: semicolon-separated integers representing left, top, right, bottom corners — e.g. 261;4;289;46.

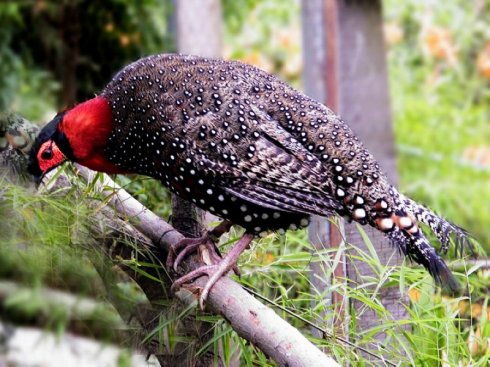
101;53;471;290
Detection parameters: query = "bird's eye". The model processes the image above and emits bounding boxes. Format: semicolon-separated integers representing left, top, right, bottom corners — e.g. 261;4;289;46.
41;148;53;160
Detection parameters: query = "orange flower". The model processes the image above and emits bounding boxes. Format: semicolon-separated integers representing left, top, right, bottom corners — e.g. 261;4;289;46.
34;0;46;13
471;303;483;319
407;288;421;302
421;25;457;65
383;22;404;46
119;35;131;47
255;251;275;265
458;299;469;315
462;146;490;168
104;23;114;33
282;54;302;78
276;28;300;50
477;43;490;78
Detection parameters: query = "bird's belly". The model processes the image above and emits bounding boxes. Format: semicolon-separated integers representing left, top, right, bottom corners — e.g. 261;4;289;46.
107;149;311;234
163;176;310;235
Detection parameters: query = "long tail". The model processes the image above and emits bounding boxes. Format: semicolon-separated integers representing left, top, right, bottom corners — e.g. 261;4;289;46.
370;189;473;293
399;194;473;257
385;225;460;292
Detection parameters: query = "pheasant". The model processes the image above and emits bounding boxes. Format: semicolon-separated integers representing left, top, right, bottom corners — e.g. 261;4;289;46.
29;54;471;307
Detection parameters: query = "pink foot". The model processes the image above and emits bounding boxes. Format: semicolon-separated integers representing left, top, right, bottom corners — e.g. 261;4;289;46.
171;233;254;309
166;220;233;271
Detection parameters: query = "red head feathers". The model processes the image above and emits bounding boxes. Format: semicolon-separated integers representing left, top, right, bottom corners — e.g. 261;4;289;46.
29;96;125;180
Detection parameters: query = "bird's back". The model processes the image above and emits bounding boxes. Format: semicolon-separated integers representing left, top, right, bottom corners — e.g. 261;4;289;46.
102;54;388;216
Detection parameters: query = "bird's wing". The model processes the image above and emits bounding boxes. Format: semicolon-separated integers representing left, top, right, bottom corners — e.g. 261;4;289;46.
185;109;343;216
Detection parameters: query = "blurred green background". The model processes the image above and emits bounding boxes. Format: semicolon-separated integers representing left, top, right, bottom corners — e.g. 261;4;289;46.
0;0;489;365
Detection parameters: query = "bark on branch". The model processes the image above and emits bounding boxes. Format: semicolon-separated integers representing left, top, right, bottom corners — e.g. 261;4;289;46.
1;113;341;367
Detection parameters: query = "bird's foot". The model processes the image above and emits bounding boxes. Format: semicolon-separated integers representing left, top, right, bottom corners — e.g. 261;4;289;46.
166;236;219;272
171;233;254;309
166;220;233;271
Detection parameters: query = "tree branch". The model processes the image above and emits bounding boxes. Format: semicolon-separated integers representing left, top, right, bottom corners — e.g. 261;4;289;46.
0;280;127;342
74;166;340;367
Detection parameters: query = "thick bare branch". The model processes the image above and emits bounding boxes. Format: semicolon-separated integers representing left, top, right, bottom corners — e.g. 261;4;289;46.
74;166;341;367
0;280;129;342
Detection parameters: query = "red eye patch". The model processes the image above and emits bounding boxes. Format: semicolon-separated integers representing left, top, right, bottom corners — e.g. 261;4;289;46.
37;140;67;173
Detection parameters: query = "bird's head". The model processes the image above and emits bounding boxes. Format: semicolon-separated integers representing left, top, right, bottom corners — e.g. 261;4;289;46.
29;96;124;182
28;112;71;182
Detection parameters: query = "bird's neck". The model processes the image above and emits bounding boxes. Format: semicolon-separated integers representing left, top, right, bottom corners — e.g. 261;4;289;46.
60;96;125;174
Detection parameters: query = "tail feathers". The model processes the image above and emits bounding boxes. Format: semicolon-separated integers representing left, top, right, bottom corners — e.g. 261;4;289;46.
386;228;460;293
400;195;473;257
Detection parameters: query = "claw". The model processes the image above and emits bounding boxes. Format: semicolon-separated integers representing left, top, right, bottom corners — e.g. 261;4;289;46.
166;220;232;271
170;265;215;294
171;233;254;309
170;237;205;271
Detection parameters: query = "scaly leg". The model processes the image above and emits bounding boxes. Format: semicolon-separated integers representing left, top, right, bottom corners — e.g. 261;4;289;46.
166;220;233;271
171;233;254;309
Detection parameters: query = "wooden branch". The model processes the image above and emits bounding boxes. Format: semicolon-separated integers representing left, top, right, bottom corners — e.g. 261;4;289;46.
450;259;490;271
73;167;341;367
2;114;341;367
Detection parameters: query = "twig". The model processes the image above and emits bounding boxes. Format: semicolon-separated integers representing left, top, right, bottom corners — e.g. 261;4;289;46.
450;259;490;272
243;286;396;367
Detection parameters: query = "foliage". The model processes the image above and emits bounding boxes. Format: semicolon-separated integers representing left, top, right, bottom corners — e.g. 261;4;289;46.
223;0;303;86
384;0;490;252
0;4;59;122
0;0;173;119
2;167;489;365
0;175;118;338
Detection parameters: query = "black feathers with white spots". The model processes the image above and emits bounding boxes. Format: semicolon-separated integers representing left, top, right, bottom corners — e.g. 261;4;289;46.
101;54;471;289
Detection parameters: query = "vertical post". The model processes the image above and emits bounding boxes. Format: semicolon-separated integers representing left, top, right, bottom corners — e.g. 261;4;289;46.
169;1;231;366
174;0;224;228
175;0;223;58
172;0;223;249
173;0;223;228
302;0;408;351
334;0;408;338
302;0;348;336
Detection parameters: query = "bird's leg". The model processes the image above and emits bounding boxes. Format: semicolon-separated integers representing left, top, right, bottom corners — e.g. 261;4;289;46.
171;233;254;309
209;219;233;239
166;220;233;271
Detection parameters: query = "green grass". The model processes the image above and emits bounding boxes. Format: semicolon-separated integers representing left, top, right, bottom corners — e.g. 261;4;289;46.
389;59;490;253
384;0;490;253
6;170;489;365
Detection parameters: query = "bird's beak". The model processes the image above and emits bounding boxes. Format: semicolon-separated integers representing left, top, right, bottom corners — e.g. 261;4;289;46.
33;160;67;186
33;173;43;185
